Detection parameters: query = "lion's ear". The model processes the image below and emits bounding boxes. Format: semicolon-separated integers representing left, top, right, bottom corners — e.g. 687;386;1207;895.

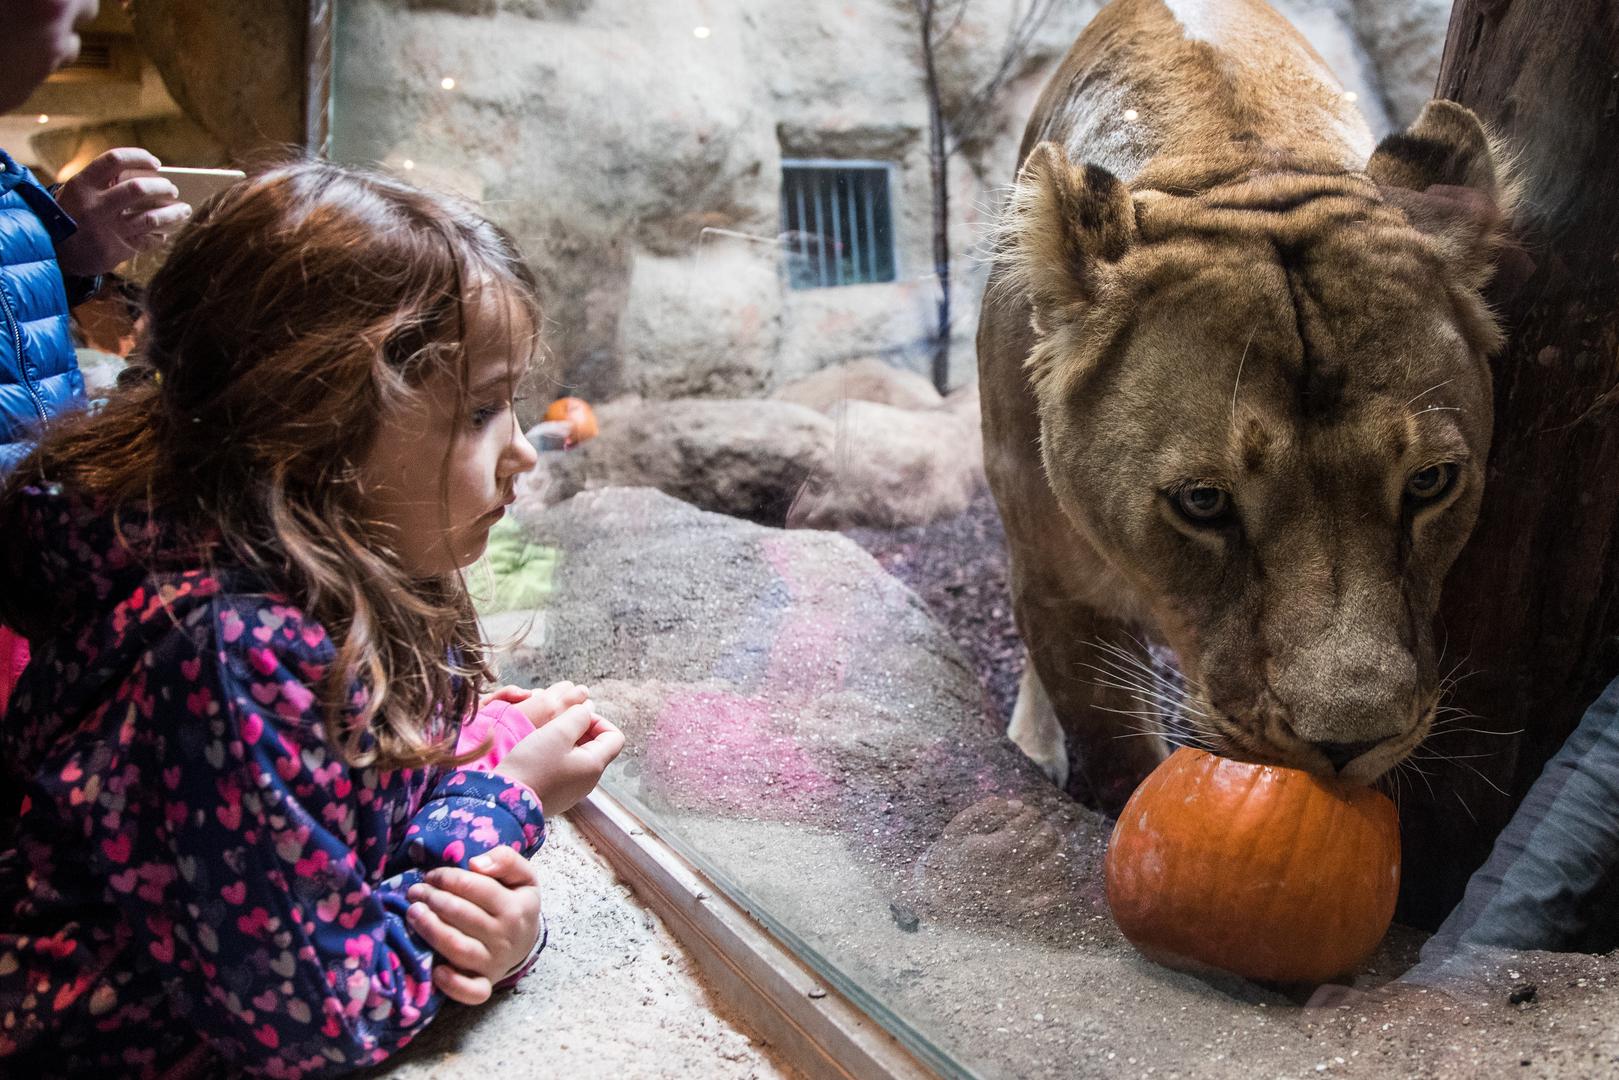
1367;101;1503;198
1001;142;1135;327
1367;101;1516;289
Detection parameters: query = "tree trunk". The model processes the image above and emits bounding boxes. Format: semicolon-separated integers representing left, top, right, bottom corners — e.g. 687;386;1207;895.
1395;0;1619;928
920;5;953;394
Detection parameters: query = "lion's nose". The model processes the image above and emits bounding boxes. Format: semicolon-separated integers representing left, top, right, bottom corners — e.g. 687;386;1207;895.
1314;739;1383;772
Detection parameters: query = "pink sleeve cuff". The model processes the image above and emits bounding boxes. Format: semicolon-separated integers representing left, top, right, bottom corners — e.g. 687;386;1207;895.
457;700;536;772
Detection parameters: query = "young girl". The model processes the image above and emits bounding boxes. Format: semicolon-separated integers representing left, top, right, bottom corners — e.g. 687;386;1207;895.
0;160;623;1077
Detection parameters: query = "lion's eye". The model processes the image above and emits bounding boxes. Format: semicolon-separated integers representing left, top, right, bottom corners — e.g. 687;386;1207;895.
1406;463;1458;505
1174;485;1232;525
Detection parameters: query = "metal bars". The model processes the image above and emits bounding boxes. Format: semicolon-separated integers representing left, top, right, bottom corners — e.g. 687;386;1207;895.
780;160;895;289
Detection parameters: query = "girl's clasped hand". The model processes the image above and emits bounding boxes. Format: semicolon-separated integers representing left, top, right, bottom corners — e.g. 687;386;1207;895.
411;681;624;1004
489;681;627;816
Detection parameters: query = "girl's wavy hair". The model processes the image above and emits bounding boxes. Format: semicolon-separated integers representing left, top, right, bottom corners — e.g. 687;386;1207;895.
0;159;540;770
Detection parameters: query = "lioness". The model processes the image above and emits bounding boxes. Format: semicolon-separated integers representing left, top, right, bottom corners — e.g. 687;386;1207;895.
979;0;1513;813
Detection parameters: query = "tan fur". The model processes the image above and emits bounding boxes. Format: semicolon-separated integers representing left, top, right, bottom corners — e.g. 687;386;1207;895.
979;0;1514;809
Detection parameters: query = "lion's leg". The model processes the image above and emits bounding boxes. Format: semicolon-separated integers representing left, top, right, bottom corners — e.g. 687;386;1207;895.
1008;661;1067;788
1021;602;1171;814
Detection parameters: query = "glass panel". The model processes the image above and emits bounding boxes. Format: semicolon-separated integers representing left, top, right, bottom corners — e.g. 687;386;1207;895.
332;2;1619;1078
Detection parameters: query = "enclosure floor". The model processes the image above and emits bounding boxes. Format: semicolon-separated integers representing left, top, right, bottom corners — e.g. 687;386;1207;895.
375;815;793;1080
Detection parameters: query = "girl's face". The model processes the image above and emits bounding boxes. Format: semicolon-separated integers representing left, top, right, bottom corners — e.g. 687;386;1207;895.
356;290;540;577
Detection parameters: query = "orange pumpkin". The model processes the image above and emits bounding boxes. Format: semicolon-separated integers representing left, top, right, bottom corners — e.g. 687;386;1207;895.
1105;746;1399;985
544;396;599;443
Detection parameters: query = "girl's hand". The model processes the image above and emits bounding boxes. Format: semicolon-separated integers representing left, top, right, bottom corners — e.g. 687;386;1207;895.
509;680;590;729
493;701;625;815
479;684;533;710
405;846;543;1005
54;148;192;277
479;681;588;727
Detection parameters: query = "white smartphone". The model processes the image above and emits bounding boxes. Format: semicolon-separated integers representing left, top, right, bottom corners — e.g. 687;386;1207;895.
154;165;246;209
116;166;248;281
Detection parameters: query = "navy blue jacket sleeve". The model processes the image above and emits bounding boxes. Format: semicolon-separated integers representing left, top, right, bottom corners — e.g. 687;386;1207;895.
104;599;546;1076
1421;674;1619;960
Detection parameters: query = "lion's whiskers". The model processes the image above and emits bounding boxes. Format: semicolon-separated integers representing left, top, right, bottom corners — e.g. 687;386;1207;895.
1086;652;1209;718
1408;744;1511;798
1078;636;1222;753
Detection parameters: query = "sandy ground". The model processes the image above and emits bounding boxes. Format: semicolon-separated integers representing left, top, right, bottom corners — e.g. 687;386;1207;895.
373;815;793;1080
662;815;1619;1080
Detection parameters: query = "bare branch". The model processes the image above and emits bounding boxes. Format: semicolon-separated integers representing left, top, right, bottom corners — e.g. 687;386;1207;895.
935;0;973;45
945;0;1060;154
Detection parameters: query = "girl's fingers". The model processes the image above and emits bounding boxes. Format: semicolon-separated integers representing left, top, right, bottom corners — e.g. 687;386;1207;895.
528;684;590;727
549;682;589;705
482;684;532;707
427;861;540;919
409;879;500;939
547;683;592;702
578;716;626;766
544;701;597;744
422;866;513;917
466;844;542;890
575;714;612;745
431;962;493;1006
406;900;493;973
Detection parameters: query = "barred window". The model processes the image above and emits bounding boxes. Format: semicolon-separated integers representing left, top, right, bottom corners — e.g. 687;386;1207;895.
779;160;896;289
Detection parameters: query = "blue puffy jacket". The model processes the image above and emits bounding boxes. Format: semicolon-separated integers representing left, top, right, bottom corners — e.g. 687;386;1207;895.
0;148;89;475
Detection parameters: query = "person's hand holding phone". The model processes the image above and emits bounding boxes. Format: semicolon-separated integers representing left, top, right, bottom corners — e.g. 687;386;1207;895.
54;148;191;276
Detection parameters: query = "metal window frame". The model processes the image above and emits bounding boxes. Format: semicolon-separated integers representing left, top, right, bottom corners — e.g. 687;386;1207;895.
570;789;944;1080
779;158;900;288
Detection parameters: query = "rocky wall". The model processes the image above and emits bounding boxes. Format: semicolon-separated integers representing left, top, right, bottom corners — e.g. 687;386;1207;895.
330;0;1451;401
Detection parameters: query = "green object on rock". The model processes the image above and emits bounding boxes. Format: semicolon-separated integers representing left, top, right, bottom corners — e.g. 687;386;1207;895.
471;517;558;613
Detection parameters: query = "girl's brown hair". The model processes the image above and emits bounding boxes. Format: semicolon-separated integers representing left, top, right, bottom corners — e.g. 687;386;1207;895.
0;159;540;770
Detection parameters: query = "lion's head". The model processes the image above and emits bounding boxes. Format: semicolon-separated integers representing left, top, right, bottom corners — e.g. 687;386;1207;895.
1001;102;1514;783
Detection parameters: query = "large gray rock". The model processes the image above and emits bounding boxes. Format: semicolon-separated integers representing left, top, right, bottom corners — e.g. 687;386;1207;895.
617;247;784;398
772;356;944;413
524;398;833;524
504;485;1085;877
787;399;984;530
525;394;985;530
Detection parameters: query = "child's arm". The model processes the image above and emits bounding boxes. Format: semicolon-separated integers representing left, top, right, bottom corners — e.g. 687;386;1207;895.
114;603;547;1074
409;700;624;1001
455;680;590;771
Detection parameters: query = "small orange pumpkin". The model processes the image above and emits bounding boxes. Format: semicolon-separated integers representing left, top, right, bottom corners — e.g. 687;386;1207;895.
1105;746;1399;985
544;396;599;443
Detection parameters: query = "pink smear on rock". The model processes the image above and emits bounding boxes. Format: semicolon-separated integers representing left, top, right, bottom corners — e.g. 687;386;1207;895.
644;689;836;816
